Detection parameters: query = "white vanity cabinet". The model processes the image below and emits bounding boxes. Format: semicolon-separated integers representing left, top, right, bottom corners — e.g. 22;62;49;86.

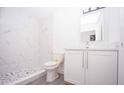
64;49;118;85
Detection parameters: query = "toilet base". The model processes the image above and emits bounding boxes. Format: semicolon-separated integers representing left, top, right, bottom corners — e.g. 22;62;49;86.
46;68;59;82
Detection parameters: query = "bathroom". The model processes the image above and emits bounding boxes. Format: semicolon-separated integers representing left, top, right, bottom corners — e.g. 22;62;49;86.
0;7;124;86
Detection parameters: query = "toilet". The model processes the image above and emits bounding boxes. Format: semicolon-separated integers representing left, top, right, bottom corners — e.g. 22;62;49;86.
44;54;64;82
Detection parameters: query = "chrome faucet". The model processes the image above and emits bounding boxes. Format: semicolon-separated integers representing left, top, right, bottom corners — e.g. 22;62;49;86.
86;41;89;49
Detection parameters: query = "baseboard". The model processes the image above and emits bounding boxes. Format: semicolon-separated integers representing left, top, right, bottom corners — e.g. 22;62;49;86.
9;70;46;85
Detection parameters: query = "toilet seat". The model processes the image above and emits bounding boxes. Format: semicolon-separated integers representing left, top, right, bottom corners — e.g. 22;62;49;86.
44;61;57;67
44;61;58;70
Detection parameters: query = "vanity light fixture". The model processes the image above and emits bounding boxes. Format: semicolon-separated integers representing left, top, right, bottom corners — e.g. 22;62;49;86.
83;7;105;14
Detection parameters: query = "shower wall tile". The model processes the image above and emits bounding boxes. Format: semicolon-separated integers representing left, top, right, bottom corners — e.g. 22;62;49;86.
0;8;53;84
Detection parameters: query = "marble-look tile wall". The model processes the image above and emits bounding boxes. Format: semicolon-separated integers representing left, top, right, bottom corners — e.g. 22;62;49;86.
0;8;53;84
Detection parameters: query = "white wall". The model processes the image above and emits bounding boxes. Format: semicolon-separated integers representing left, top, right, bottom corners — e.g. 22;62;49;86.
118;8;124;84
53;8;82;53
0;8;53;84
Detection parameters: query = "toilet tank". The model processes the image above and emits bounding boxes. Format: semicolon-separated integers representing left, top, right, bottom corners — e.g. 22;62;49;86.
52;54;64;64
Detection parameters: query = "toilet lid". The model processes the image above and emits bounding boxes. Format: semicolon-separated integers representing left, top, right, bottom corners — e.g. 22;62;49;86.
44;61;57;67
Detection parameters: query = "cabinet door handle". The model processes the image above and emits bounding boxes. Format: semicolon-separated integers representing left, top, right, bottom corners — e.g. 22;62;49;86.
121;42;123;47
82;52;84;68
87;51;88;69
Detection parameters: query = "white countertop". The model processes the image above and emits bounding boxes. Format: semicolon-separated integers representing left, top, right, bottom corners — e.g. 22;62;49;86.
65;48;118;51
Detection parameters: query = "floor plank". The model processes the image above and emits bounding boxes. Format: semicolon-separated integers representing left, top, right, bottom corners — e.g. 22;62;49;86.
27;74;65;85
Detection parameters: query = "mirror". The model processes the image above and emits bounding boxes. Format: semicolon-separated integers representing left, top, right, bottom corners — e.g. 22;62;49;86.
80;7;103;42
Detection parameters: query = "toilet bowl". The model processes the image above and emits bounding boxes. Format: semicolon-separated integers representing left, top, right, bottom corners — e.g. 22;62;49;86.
44;61;59;82
44;54;64;82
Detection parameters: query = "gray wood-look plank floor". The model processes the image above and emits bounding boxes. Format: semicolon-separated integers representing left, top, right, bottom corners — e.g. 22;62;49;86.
27;74;65;85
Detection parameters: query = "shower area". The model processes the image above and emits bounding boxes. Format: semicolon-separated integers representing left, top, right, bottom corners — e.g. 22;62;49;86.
0;8;53;84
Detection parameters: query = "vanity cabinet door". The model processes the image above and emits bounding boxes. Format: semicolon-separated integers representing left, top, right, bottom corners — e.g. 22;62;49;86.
86;51;118;85
64;51;85;84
